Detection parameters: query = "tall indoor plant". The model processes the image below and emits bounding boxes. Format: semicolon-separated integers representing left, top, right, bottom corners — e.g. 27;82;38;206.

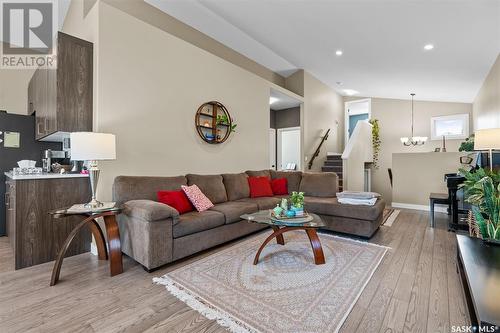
460;167;500;241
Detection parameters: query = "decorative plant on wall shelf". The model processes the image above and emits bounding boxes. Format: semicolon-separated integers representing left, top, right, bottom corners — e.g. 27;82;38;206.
216;114;237;132
369;119;381;169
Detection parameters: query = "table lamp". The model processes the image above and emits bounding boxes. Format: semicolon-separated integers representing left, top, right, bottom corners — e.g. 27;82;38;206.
474;128;500;171
70;132;116;208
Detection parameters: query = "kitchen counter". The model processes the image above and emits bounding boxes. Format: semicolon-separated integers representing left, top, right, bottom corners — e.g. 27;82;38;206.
4;171;89;180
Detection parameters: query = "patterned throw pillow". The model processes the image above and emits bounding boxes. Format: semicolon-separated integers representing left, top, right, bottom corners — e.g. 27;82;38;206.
181;184;214;212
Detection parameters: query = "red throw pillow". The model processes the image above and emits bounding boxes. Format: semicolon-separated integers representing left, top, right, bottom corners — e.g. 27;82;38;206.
157;190;194;214
248;176;273;198
271;178;288;195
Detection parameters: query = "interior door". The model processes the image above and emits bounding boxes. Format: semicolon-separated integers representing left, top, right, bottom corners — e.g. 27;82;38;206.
277;127;301;170
269;129;276;169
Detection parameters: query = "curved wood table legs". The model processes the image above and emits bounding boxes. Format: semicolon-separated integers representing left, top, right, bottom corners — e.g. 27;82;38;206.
103;215;123;277
253;227;325;265
50;212;122;286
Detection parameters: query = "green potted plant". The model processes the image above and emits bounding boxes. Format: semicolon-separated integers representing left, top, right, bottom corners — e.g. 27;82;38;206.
290;191;305;216
472;177;500;243
368;119;381;169
216;114;237;132
459;135;475;152
460;167;500;243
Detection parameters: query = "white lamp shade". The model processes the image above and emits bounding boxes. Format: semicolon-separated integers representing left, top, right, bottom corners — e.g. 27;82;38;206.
70;132;116;161
474;128;500;150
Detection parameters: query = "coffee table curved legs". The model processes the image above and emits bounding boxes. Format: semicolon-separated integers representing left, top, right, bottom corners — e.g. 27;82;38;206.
305;228;325;265
253;227;325;265
50;213;123;286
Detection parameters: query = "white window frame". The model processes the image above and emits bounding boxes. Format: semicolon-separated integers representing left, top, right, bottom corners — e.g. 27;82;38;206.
430;114;469;141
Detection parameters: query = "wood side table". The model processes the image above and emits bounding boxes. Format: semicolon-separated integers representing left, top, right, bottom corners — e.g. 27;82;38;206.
49;206;123;286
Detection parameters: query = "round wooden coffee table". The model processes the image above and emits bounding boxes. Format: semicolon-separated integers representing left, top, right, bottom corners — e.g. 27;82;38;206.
241;211;326;265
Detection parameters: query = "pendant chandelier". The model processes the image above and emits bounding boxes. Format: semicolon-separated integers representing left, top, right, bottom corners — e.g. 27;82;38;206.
400;93;427;146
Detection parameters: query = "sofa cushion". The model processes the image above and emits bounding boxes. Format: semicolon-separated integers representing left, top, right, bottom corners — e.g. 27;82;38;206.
173;210;225;238
187;174;228;204
157;190;194;214
304;196;385;221
210;201;259;224
271;178;288;195
182;184;214;212
246;170;271;179
123;199;180;222
248;176;274;198
237;196;281;210
270;170;302;192
222;173;250;201
299;172;338;197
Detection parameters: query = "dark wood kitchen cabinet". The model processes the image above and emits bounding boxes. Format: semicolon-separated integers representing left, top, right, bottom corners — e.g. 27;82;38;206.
28;32;93;140
5;176;92;269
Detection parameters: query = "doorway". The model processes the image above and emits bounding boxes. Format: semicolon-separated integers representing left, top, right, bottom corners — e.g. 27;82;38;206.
345;99;371;144
277;127;301;170
270;89;303;171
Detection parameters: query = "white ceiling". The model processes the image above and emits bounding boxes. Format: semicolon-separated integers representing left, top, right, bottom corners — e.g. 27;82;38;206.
146;0;499;103
270;88;301;111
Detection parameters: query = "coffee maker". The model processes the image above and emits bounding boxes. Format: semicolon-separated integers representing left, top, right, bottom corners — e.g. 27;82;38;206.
42;149;70;173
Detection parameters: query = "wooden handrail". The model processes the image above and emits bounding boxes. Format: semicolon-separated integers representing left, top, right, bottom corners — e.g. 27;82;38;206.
308;128;330;170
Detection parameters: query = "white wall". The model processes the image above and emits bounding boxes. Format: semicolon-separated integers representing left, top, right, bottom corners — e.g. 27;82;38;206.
302;72;344;171
473;54;500;130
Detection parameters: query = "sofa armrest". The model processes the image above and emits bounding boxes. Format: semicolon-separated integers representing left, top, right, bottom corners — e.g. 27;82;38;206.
122;199;179;222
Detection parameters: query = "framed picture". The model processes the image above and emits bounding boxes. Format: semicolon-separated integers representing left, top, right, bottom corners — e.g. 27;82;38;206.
430;114;469;141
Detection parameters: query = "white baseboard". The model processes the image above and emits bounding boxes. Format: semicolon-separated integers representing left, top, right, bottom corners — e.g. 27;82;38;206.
391;202;448;213
90;241;98;256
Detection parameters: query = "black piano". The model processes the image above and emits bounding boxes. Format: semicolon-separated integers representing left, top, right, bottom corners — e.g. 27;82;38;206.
445;173;468;231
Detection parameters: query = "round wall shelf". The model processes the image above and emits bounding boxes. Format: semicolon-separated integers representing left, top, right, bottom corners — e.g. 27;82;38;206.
195;101;233;144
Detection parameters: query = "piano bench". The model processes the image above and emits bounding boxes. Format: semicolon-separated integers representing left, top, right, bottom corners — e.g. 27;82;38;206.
429;193;450;228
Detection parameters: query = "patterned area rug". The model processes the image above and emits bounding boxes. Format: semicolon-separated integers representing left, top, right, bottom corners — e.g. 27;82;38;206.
154;231;388;333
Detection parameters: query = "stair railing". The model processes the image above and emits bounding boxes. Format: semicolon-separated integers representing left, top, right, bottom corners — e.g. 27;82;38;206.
308;128;331;170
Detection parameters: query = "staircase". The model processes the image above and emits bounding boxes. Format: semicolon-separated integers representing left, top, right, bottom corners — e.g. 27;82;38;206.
322;154;343;191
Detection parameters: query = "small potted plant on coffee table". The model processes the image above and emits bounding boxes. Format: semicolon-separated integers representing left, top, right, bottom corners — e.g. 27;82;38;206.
290;191;305;217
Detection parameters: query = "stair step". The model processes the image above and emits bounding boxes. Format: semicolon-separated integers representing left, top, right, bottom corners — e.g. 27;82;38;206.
326;154;342;161
322;166;343;174
324;160;342;166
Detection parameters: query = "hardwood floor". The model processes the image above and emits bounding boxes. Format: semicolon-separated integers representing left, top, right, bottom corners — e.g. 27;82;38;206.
0;209;469;332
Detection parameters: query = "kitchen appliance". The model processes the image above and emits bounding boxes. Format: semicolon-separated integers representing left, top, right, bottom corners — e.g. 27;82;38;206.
43;149;70;172
0;111;60;236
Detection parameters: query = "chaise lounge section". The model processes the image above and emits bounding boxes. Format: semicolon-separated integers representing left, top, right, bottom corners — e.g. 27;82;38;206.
113;170;385;270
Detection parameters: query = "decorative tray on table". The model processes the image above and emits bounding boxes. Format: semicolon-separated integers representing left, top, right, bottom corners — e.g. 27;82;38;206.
269;210;313;224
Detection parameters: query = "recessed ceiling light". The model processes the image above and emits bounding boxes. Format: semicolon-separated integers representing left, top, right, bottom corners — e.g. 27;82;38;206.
424;44;434;50
343;89;359;96
269;97;278;105
336;81;343;86
335;50;343;56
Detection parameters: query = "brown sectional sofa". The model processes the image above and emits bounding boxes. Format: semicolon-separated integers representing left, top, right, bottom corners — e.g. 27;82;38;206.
113;170;385;270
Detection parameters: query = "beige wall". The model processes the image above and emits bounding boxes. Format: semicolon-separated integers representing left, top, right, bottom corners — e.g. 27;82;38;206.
302;72;344;171
95;2;273;200
346;97;472;204
392;152;463;206
473;54;500;130
0;66;34;115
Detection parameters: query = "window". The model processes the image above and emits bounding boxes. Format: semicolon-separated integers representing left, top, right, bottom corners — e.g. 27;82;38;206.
430;114;469;140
